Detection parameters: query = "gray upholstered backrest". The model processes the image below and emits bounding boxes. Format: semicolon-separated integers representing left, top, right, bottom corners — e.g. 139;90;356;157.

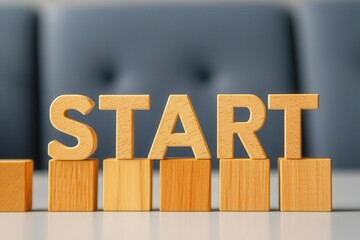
40;5;297;168
296;3;360;168
0;8;38;165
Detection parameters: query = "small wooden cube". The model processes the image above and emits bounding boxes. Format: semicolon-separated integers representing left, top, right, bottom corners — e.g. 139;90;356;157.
160;159;211;211
48;159;98;211
279;158;332;211
219;158;270;211
103;158;152;211
0;160;33;212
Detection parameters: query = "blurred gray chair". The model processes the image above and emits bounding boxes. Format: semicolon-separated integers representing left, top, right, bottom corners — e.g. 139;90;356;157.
296;3;360;168
0;8;39;165
40;5;297;168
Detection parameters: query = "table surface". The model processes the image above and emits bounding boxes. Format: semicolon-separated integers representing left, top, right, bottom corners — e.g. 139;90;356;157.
0;170;360;240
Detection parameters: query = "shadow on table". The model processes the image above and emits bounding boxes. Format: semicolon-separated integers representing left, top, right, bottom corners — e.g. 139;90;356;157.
332;208;360;212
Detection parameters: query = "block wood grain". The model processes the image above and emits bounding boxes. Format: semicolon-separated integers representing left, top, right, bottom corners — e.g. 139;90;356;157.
219;159;270;211
0;160;33;212
48;159;98;211
279;158;332;212
103;158;152;211
160;159;211;211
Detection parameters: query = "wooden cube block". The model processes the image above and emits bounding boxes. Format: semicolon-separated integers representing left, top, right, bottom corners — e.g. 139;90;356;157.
219;159;270;211
48;159;98;211
103;158;152;211
0;160;33;212
160;159;211;211
279;158;332;211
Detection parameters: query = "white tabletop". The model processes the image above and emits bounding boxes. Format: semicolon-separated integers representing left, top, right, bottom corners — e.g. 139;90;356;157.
0;170;359;240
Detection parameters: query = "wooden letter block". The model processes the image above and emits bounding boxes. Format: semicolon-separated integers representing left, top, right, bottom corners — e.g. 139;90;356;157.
219;159;269;211
48;95;97;160
0;160;33;212
149;95;211;160
48;159;98;211
99;95;150;159
268;94;319;159
279;158;332;211
103;159;152;211
217;94;267;159
160;159;211;211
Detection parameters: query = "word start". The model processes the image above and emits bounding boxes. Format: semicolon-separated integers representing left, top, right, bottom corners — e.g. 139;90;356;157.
48;94;319;160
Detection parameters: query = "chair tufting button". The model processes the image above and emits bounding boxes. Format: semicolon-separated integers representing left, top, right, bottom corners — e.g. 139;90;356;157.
193;66;212;83
99;68;115;83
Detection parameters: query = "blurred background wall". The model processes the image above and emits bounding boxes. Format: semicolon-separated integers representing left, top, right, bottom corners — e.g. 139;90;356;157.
0;0;359;169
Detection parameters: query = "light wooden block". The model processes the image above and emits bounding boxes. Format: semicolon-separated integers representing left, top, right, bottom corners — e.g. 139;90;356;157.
160;159;211;211
48;159;98;211
0;160;33;212
219;159;269;211
279;158;332;211
103;158;152;211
